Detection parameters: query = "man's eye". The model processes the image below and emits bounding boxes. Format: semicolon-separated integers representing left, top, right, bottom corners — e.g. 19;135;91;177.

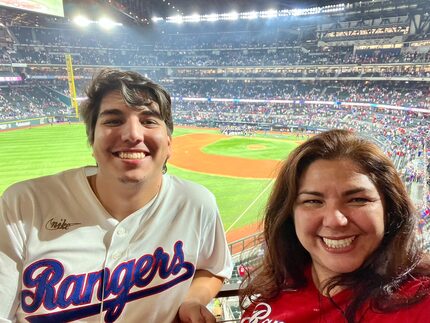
142;119;159;125
103;119;122;126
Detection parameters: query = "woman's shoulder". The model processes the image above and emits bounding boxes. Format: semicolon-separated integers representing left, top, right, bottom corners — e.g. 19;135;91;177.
397;275;430;298
365;276;430;322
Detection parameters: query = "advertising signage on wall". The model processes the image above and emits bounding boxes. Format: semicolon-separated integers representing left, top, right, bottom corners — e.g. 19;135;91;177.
0;0;64;17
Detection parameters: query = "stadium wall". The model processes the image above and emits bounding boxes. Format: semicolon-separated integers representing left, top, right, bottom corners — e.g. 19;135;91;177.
0;116;79;131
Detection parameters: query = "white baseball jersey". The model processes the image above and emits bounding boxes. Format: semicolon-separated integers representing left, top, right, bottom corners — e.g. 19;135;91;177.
0;167;233;323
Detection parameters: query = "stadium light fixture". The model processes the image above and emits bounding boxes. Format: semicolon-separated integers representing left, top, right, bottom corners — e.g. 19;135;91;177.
167;15;184;24
98;17;122;29
73;15;91;27
224;11;239;21
241;11;258;20
206;13;219;22
73;15;122;29
260;9;278;18
189;14;201;22
163;3;345;24
152;16;164;22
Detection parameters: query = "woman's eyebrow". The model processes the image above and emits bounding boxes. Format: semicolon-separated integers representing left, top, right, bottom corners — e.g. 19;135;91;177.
297;190;323;197
342;187;369;196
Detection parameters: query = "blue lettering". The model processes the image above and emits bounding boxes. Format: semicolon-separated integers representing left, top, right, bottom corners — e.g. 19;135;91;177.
23;241;196;323
82;270;104;303
104;260;136;321
57;274;85;308
172;241;185;275
134;255;155;287
22;259;64;312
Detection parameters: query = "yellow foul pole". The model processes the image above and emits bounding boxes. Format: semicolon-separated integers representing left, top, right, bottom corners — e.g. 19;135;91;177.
65;54;79;118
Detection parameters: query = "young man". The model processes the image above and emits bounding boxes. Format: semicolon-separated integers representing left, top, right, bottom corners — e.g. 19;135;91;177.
0;68;233;322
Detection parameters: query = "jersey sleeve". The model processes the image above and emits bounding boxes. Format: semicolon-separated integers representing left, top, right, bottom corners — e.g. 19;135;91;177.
196;195;233;279
0;193;25;322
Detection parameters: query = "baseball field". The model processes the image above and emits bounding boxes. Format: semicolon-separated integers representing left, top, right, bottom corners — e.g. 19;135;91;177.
0;123;304;240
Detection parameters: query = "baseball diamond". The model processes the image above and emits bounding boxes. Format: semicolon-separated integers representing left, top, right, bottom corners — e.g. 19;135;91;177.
0;124;302;241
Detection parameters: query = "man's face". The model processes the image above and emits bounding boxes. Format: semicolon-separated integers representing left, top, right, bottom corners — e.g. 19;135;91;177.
92;90;171;186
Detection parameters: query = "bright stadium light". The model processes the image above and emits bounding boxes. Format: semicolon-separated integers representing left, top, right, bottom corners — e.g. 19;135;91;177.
152;16;164;22
241;11;258;20
73;15;91;27
189;13;200;22
261;9;278;18
168;15;183;23
98;17;122;29
163;3;345;24
221;11;239;21
206;13;219;22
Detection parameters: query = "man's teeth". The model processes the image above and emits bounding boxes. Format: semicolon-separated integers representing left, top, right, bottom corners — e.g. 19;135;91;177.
322;237;355;249
118;152;146;159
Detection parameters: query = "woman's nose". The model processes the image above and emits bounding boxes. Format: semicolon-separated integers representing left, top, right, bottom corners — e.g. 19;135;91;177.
322;206;348;227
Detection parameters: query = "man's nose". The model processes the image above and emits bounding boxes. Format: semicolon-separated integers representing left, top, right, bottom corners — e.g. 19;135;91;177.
122;119;143;142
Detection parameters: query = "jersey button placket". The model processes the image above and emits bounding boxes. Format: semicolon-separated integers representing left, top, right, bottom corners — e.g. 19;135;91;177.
107;226;130;264
116;227;127;237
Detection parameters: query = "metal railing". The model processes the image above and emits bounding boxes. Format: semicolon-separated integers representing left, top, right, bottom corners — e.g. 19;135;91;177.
212;231;264;322
227;231;263;255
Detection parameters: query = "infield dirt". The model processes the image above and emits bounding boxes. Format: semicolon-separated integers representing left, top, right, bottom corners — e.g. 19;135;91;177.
169;133;284;242
170;133;282;179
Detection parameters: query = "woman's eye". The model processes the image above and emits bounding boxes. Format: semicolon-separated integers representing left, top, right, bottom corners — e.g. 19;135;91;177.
303;200;322;205
350;198;370;204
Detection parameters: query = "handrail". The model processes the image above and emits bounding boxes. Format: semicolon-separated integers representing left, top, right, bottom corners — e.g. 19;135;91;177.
216;282;240;298
227;231;263;255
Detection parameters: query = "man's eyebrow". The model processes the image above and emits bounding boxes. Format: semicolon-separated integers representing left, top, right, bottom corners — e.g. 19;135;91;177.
98;108;163;119
139;109;162;119
98;108;123;117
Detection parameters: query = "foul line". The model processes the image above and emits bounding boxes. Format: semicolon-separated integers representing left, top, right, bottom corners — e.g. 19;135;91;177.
225;179;275;233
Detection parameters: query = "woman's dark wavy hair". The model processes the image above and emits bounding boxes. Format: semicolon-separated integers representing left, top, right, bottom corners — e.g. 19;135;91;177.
239;129;430;322
80;68;173;145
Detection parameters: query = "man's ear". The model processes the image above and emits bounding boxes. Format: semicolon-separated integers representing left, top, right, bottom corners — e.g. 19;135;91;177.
166;134;172;160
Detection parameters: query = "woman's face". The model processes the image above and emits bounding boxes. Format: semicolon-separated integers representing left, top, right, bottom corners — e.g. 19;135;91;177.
293;158;385;286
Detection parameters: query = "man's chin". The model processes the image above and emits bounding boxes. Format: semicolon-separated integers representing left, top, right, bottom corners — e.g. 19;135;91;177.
118;176;146;184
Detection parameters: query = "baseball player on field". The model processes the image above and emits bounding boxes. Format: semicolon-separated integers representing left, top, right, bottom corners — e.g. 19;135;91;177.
0;68;233;322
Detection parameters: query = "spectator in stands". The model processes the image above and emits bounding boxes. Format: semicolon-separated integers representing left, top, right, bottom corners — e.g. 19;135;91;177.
240;129;430;322
0;68;232;323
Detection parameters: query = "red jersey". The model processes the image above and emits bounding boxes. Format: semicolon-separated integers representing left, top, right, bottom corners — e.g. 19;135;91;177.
241;273;430;323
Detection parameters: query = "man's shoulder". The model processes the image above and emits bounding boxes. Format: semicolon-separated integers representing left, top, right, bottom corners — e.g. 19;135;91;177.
164;174;216;201
2;167;86;199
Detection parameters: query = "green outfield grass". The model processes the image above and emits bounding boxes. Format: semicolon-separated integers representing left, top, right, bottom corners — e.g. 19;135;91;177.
0;124;299;230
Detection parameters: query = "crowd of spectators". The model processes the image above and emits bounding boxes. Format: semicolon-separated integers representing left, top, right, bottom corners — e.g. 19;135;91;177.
0;84;70;120
0;3;428;238
0;25;426;78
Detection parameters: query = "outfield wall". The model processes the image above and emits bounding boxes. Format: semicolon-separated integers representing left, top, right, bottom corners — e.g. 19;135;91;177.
0;116;79;131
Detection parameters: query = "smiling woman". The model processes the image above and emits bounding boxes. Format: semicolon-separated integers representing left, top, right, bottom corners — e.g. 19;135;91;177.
294;158;385;287
240;129;430;323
